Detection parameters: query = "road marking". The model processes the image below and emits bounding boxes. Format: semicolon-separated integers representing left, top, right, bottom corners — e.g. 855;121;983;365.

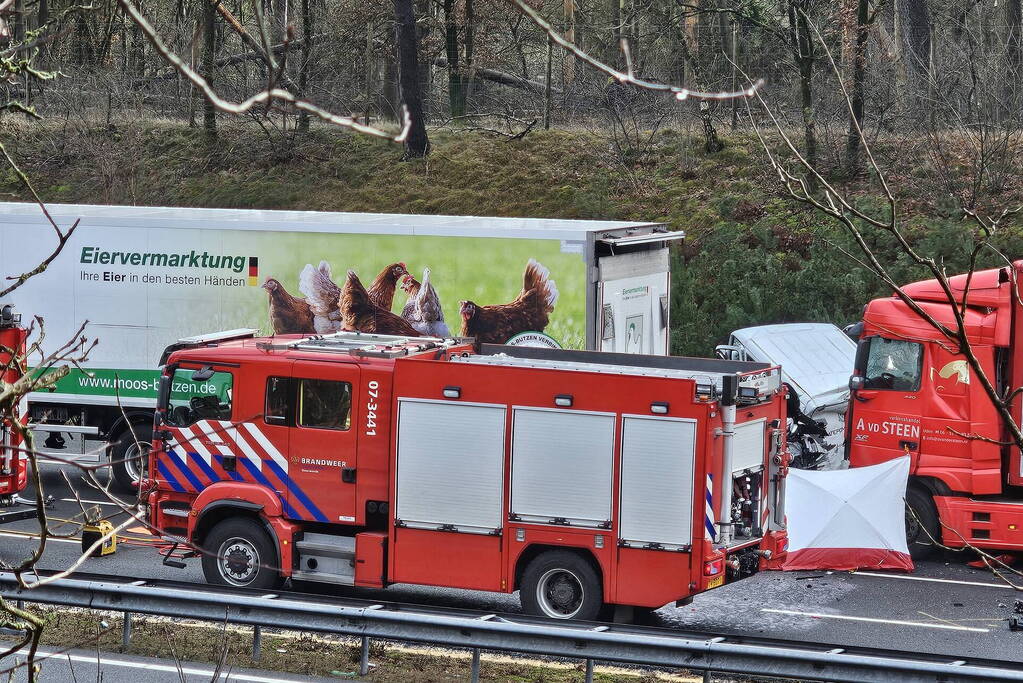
0;531;80;545
761;608;989;632
60;498;134;507
24;647;309;682
855;571;1008;590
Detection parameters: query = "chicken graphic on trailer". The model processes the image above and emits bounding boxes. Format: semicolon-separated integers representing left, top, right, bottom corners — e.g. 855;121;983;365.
145;331;789;620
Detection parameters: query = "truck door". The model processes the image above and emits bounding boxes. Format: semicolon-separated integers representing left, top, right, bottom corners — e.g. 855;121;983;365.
285;361;360;524
848;336;925;468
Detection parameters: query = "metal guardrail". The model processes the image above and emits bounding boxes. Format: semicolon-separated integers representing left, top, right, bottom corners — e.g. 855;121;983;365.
0;572;1021;683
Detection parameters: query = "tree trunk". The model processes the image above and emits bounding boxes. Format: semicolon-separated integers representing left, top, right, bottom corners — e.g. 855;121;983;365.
464;0;475;109
12;0;23;43
393;0;430;158
297;0;312;131
845;0;869;173
790;1;817;170
201;0;217;137
1007;0;1022;112
676;24;722;152
563;0;575;86
896;0;931;104
443;0;463;117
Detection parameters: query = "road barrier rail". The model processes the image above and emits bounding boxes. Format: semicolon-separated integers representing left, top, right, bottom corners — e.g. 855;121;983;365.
0;571;1020;683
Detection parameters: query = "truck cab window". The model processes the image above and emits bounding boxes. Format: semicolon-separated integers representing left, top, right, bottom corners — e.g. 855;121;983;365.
298;379;351;430
165;368;234;427
265;377;292;425
862;337;923;391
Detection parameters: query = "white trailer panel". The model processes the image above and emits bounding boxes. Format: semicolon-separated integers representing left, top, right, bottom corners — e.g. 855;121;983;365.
619;415;697;549
511;407;615;527
395;399;506;533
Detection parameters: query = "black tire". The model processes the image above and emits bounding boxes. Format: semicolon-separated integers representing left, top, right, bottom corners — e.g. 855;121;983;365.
520;551;602;621
201;518;281;589
906;487;940;560
109;424;152;494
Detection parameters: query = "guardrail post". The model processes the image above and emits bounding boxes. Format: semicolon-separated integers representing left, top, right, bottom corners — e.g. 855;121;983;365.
122;612;132;648
471;648;481;682
584;658;594;683
252;624;262;661
15;600;23;611
703;670;712;682
360;636;371;676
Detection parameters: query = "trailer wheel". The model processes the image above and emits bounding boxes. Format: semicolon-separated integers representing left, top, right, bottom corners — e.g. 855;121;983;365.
520;551;602;621
201;518;281;589
110;425;152;493
906;487;940;559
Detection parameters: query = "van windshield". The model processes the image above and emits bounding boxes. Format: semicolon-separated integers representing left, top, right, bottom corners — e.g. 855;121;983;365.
861;337;923;391
164;368;234;427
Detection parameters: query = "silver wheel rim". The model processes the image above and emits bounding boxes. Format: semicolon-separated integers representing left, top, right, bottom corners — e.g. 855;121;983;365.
536;568;585;619
218;536;260;586
123;441;150;483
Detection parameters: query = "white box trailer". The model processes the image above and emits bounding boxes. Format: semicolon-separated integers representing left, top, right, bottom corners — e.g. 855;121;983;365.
0;202;682;488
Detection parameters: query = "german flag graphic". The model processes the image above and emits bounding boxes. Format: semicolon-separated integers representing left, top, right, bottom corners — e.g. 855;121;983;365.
248;257;259;286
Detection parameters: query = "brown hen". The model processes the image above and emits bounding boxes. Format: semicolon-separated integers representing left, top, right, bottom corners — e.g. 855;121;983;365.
339;270;422;336
367;262;409;311
459;259;559;344
262;278;315;335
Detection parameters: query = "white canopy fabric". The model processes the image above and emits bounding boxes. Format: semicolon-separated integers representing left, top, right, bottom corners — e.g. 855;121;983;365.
781;456;914;572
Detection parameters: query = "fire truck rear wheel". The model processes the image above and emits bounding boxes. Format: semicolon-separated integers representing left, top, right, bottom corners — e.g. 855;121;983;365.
520;551;602;621
110;425;152;493
905;487;940;559
202;518;281;589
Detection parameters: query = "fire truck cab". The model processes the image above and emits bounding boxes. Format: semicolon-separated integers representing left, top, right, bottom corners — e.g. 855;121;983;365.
147;331;788;620
0;305;28;499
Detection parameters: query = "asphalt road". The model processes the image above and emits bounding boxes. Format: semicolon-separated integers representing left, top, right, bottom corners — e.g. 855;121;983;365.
1;464;1021;674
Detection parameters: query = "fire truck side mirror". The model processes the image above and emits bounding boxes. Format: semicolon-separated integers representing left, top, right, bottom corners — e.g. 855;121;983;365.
848;375;865;391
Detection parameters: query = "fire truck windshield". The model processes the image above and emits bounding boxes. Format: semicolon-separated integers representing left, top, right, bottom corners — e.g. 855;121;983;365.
861;337;923;391
164;368;234;427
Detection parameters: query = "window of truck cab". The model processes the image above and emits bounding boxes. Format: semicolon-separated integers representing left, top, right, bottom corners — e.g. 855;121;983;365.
860;336;923;391
296;378;352;430
164;367;234;427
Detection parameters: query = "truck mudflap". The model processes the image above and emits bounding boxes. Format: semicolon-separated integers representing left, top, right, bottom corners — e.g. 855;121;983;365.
933;495;1023;549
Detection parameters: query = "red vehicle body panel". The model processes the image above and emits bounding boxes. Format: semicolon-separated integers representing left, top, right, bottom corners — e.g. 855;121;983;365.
0;321;27;497
849;261;1023;549
148;334;788;610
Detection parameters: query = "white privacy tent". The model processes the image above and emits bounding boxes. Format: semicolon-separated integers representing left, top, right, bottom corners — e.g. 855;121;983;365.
781;457;914;572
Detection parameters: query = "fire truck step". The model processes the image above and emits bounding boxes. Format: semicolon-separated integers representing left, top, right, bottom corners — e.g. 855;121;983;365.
290;569;355;586
293;533;357;585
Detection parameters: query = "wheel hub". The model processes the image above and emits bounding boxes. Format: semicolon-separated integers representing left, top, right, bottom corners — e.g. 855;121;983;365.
222;541;257;582
538;569;583;618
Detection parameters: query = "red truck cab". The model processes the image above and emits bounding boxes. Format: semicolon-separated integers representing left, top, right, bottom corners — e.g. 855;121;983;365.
849;262;1023;551
147;332;788;620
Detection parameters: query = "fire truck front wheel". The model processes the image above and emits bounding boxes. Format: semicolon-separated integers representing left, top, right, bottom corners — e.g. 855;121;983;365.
201;518;281;589
520;551;602;621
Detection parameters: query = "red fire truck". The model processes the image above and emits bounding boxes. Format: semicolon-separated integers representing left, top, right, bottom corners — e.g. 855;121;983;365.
0;305;29;501
848;261;1023;554
145;331;788;620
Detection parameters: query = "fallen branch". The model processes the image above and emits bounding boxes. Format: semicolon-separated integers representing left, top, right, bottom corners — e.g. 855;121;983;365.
433;57;559;96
